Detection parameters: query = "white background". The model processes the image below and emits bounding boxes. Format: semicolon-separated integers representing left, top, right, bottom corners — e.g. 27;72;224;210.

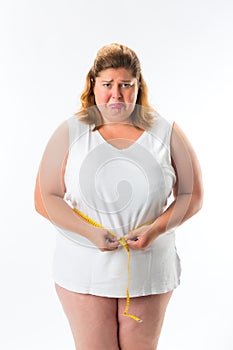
1;0;233;349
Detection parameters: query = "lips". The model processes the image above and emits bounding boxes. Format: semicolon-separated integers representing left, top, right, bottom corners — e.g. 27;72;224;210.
108;103;125;109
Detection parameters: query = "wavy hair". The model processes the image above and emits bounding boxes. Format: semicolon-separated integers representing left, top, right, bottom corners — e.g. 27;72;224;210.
76;43;156;130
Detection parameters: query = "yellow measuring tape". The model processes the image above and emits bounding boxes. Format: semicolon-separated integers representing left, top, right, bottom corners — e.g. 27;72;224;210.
73;207;142;323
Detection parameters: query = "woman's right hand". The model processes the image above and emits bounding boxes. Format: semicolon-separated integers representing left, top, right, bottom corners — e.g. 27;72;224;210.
88;228;119;252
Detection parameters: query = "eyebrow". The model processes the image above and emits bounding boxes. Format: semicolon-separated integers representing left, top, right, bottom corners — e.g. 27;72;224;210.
100;79;134;83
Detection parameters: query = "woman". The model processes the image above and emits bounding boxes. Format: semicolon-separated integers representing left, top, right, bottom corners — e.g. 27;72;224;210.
35;43;203;350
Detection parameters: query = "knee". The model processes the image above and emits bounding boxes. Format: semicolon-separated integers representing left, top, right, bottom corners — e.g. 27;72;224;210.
118;320;159;350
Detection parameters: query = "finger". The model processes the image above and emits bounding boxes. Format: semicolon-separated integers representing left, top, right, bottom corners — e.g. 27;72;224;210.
106;232;118;243
106;240;119;250
127;237;148;250
107;237;118;243
125;233;139;241
100;244;118;252
126;239;140;249
127;244;141;250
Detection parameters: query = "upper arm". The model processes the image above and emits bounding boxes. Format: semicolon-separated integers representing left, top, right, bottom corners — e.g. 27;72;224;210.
171;123;203;200
34;121;69;215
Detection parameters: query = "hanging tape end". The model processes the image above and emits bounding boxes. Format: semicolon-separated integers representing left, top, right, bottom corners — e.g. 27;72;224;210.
123;312;143;323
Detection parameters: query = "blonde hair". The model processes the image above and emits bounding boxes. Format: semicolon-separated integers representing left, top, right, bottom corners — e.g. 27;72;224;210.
76;43;156;129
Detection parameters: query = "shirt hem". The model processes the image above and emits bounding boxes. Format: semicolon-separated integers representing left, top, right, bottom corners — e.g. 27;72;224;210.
53;279;181;298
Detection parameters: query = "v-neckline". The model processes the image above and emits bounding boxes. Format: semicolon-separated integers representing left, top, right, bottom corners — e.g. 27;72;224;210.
94;127;147;152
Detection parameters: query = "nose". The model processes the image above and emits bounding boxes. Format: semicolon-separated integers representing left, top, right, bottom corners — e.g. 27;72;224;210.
111;84;122;100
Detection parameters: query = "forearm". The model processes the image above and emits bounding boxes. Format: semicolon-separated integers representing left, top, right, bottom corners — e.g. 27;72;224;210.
151;193;203;236
35;193;98;240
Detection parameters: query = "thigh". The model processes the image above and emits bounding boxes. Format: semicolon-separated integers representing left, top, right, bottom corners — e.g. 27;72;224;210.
55;284;120;350
118;291;173;350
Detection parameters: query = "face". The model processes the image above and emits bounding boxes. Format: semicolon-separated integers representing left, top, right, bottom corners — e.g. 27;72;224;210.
93;68;138;124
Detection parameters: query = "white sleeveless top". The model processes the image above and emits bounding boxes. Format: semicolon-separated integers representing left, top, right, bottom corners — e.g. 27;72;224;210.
53;113;181;297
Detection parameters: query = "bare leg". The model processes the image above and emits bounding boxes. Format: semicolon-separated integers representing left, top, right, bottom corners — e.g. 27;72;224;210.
118;291;173;350
55;284;120;350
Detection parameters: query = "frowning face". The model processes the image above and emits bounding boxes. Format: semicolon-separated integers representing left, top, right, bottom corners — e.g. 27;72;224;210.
93;68;139;124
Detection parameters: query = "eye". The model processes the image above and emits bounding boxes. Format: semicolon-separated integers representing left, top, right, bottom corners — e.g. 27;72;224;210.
102;83;111;88
121;83;134;88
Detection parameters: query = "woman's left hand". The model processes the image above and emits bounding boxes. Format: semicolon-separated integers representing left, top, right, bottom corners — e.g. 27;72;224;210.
124;224;159;250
